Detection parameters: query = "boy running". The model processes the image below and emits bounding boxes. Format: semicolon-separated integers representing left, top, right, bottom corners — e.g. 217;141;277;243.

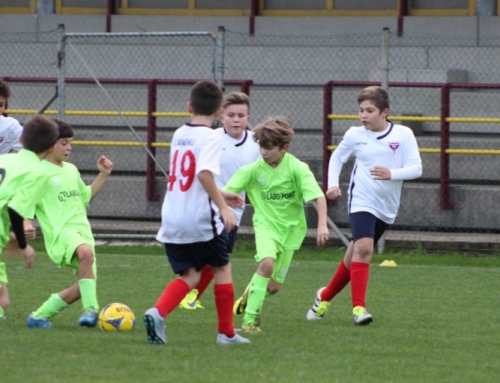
26;119;113;328
179;91;260;310
143;81;250;345
0;115;59;319
227;117;329;334
306;86;422;325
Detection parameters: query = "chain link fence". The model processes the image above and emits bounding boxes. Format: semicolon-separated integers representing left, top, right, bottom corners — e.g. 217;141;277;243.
2;26;500;245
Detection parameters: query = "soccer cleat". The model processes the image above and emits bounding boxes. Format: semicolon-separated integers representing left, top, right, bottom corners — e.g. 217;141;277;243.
78;306;99;327
0;314;6;320
179;289;204;310
306;287;330;321
352;306;373;326
241;321;262;334
27;312;52;329
143;307;167;344
233;285;250;316
216;333;251;345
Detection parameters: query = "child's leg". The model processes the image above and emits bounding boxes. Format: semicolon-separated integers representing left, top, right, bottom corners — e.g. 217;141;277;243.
243;257;274;326
155;268;198;317
75;244;99;310
0;280;10;318
196;265;214;299
32;284;79;319
350;238;374;308
212;263;236;337
321;242;354;301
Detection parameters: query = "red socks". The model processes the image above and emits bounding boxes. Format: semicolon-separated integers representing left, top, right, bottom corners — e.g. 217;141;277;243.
350;262;370;308
321;260;351;301
155;278;190;318
214;283;235;337
197;265;214;299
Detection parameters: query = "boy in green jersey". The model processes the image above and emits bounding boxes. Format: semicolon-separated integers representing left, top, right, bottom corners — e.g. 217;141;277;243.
0;115;59;319
224;117;330;334
27;119;113;328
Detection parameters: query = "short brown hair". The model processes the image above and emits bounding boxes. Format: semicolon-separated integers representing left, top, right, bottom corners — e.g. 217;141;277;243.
221;92;250;111
21;115;59;154
0;79;12;99
52;118;74;139
253;116;294;148
190;80;223;116
357;86;389;112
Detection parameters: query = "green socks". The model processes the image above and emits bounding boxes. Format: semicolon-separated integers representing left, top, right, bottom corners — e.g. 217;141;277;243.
243;273;270;325
79;278;99;310
33;293;69;319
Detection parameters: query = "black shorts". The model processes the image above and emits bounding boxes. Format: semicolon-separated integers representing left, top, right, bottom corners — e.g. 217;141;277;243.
165;230;230;274
349;211;389;245
227;227;238;254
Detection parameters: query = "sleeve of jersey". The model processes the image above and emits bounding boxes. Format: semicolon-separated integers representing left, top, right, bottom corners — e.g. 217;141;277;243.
297;162;324;203
328;129;354;188
222;164;252;194
196;131;222;176
8;172;48;219
390;132;423;181
8;121;23;152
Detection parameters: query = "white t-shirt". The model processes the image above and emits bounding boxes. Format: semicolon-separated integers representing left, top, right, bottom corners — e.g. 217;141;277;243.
0;116;23;154
328;122;422;224
156;123;224;244
214;128;261;225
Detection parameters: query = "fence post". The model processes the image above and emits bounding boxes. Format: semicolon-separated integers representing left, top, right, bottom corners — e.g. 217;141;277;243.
440;84;454;210
381;27;390;90
146;80;159;202
216;26;225;91
323;81;333;196
57;23;66;119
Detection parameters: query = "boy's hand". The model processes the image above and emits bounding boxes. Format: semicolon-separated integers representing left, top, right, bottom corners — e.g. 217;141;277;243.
326;186;341;200
220;207;237;232
221;191;244;209
316;224;329;247
370;166;391;180
24;221;36;240
23;245;36;269
97;156;114;175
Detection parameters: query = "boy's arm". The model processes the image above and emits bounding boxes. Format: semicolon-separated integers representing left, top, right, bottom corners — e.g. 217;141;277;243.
90;156;113;202
314;196;329;247
198;170;237;232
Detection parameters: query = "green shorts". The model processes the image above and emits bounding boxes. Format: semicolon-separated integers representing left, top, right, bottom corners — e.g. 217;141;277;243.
0;262;7;284
49;229;97;276
254;230;295;285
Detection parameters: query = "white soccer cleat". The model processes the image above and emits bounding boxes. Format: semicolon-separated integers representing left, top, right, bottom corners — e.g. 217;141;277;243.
217;332;251;345
352;306;373;326
143;307;167;344
306;287;330;320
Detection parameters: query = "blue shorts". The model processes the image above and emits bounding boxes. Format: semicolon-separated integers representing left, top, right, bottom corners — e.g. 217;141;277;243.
165;231;230;274
349;212;389;245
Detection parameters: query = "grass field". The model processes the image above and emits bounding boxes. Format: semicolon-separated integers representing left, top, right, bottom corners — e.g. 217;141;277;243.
1;239;500;383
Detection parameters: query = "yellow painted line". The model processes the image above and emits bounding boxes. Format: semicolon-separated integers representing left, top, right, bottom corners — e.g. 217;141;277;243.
327;146;500;155
72;140;170;147
328;114;500;123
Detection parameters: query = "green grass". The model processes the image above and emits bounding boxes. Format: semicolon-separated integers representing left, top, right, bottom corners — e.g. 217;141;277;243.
1;239;500;383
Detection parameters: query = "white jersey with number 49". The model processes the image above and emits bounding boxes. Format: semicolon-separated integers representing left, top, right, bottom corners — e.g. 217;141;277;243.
156;123;224;244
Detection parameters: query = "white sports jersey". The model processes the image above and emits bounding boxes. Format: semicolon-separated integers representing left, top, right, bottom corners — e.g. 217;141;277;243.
0;116;23;154
214;127;260;225
156;123;224;244
329;122;422;224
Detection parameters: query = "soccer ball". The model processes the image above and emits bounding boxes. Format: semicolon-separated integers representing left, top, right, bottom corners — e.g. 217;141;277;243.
98;303;136;332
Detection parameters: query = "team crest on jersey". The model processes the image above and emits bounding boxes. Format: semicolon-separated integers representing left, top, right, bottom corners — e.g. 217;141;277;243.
389;142;400;153
257;176;266;185
52;177;62;186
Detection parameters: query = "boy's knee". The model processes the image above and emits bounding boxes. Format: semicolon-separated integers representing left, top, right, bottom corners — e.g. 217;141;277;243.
76;245;94;263
257;258;275;277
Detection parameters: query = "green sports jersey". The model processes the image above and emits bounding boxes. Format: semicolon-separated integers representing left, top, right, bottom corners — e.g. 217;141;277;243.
0;149;48;250
223;153;324;249
35;160;93;262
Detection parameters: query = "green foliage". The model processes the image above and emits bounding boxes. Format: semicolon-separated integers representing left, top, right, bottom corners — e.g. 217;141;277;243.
1;240;499;383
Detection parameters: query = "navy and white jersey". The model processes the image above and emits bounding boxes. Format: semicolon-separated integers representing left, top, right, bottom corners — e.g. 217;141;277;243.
157;123;224;244
328;122;422;224
214;127;260;225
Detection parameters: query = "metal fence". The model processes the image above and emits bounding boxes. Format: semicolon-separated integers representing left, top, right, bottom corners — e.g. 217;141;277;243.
2;26;500;241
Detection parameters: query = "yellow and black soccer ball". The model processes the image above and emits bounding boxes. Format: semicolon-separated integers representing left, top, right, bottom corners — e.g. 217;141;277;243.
98;303;135;332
